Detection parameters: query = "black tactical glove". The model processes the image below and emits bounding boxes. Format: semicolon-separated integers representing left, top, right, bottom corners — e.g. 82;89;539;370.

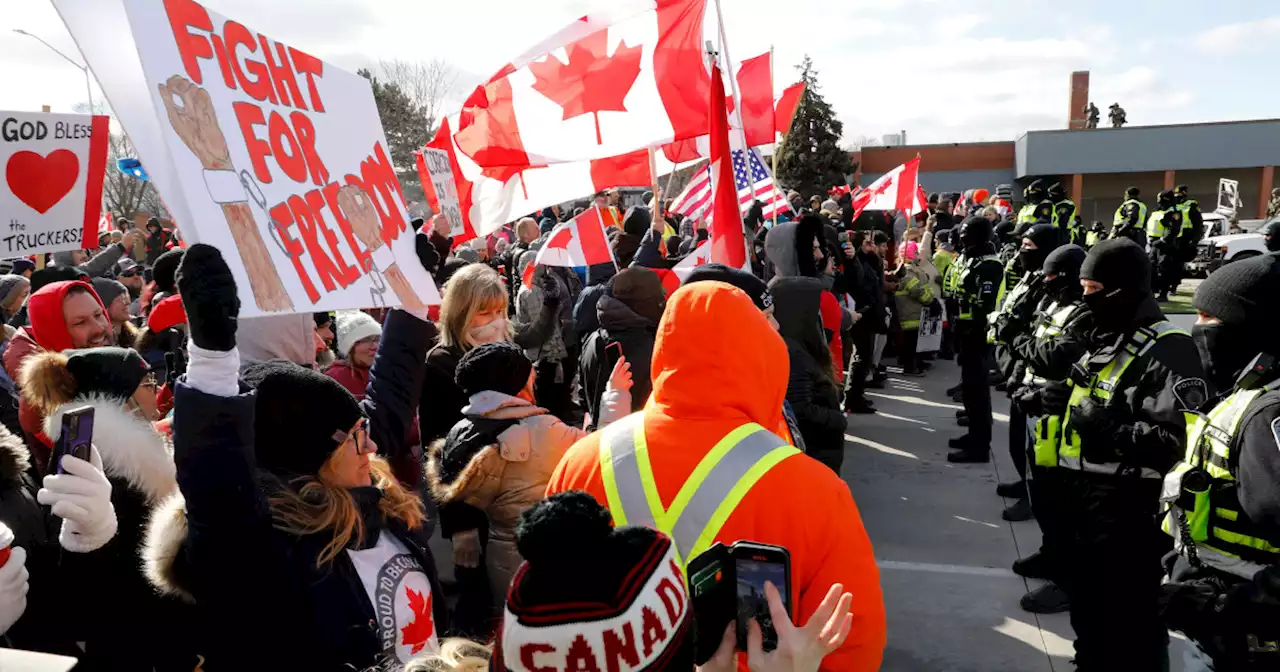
1074;397;1123;460
1040;381;1072;416
1013;386;1043;416
175;244;240;352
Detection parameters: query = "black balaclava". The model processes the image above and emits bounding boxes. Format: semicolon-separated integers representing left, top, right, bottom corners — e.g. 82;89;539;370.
1020;223;1063;274
1042;244;1087;303
1079;239;1153;333
1191;253;1280;393
1046;182;1068;203
1262;220;1280;252
959;216;994;255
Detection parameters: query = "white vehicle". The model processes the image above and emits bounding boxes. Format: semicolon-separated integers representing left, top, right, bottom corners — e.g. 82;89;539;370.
1188;231;1269;276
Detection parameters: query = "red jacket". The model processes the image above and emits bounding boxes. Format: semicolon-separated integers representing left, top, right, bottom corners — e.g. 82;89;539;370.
547;281;885;672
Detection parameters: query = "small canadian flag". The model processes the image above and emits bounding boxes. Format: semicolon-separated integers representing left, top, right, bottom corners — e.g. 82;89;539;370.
534;206;616;268
673;240;712;281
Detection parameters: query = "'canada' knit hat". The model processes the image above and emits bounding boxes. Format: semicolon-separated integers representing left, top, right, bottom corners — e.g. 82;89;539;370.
152;249;186;294
494;492;693;671
242;360;364;478
684;263;773;311
1193;253;1280;335
335;311;382;359
456;341;533;398
611;267;667;324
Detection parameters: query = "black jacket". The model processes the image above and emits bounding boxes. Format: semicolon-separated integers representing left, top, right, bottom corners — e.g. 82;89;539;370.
151;308;447;671
770;278;847;469
580;295;657;428
421;343;467;445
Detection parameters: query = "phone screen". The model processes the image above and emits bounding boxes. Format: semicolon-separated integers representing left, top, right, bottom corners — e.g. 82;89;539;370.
735;557;789;651
53;407;94;474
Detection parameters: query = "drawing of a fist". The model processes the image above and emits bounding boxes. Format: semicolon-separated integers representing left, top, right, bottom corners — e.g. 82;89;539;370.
337;185;425;312
159;75;231;170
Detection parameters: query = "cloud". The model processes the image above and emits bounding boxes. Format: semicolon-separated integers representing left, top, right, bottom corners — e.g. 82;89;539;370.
1193;16;1280;53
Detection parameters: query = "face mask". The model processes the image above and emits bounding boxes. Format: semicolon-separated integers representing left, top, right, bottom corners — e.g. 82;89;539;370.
1192;323;1256;394
1082;287;1133;333
1045;276;1077;303
1018;249;1043;275
467;318;508;346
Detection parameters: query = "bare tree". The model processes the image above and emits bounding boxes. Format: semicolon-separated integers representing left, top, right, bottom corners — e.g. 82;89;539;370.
73;101;170;222
377;58;459;134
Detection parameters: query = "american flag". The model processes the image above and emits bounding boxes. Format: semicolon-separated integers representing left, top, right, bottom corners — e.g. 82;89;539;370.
668;148;791;225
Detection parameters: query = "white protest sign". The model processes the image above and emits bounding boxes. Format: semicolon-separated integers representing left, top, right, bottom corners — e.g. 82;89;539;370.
916;304;942;353
420;148;465;237
0;111;109;257
53;0;440;317
1217;178;1241;217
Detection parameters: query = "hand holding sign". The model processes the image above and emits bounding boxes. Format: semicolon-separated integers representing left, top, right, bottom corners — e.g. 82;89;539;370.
158;75;231;170
338;185;426;314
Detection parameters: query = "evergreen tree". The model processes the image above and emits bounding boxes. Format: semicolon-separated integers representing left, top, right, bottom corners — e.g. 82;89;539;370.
359;68;430;205
776;56;854;200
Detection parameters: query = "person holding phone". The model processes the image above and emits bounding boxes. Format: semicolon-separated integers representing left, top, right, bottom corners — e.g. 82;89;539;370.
21;346;194;669
579;267;665;428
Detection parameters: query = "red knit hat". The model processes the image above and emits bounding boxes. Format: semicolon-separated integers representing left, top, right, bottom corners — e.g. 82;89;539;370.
147;295;187;333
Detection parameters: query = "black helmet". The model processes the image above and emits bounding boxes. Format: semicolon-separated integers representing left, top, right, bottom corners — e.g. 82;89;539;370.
1157;189;1175;207
1047;182;1067;201
959;216;993;251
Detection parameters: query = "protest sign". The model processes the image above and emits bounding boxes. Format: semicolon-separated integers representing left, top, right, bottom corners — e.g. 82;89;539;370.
917;304;942;353
1;110;108;257
53;0;440;317
419;148;464;238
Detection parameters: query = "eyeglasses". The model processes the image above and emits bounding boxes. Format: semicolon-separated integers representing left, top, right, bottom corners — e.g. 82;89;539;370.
334;417;373;455
118;269;139;278
137;373;159;392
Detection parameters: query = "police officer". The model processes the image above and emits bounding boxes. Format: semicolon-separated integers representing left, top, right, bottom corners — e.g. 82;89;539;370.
1170;184;1205;295
948;217;1006;462
1040;238;1204;671
1008;243;1090;615
991;223;1063;519
1158;253;1280;671
1263;219;1280;252
1112;186;1149;247
1047;182;1081;245
1147;189;1185;302
1018;180;1054;227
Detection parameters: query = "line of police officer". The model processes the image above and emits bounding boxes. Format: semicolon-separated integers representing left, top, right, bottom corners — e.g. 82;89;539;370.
963;194;1280;668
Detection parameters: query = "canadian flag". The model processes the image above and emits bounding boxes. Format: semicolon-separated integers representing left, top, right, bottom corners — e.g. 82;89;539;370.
849;157;923;221
707;62;746;268
673;239;712;281
535;207;616;268
454;0;710;171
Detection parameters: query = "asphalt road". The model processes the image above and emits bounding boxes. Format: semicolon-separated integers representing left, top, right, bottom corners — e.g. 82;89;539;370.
843;363;1196;671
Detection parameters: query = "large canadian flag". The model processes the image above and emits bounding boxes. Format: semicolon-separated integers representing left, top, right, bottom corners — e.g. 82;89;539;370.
454;0;710;170
707;62;746;268
849;157;923;220
535;207;616;268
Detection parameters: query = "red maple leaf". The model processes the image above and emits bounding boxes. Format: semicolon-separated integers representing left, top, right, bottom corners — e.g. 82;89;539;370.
547;227;573;250
529;28;643;145
399;588;434;654
870;174;895;197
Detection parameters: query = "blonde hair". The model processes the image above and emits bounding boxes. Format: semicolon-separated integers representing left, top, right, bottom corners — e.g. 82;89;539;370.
268;452;425;567
404;639;492;672
438;264;508;351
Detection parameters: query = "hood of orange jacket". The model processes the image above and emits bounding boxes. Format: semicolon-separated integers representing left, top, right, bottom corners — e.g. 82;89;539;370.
28;280;105;353
649;281;787;432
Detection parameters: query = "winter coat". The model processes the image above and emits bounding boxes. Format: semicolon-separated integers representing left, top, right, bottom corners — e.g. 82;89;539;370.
52;244;126;279
428;392;595;611
145;310;446;671
770;278;847;472
579;295;657;427
420;343;466;444
516;274;569;364
3;329;44;456
34;397;198;671
894;263;934;330
547;282;886;672
325;360;370;400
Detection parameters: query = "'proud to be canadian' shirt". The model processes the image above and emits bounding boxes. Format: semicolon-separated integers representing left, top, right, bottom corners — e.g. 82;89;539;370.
347;531;438;664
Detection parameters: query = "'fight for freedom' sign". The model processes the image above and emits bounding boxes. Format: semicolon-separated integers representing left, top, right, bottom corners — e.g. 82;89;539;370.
0;111;108;257
54;0;441;316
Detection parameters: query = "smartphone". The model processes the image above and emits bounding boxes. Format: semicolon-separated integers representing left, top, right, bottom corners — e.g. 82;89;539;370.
733;542;791;652
838;231;850;244
606;341;624;361
689;543;734;664
49;406;94;475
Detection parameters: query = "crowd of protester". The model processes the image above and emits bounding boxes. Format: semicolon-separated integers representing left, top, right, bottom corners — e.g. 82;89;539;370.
0;174;1274;672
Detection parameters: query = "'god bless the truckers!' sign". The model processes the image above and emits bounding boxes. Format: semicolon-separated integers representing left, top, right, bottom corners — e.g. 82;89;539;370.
0;110;108;256
53;0;441;316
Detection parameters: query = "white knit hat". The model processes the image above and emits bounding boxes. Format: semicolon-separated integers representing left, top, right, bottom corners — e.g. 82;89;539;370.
335;311;382;358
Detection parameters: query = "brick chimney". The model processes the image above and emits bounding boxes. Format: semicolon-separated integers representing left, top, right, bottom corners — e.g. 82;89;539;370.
1069;71;1090;130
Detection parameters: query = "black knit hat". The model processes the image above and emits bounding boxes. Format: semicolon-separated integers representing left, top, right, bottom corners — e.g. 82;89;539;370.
1193;253;1280;333
494;492;694;670
65;347;151;401
611;267;667;324
1043;244;1087;277
152;249;186;294
30;265;87;292
1023;223;1063;252
959;216;993;250
455;342;533;398
684;263;772;310
1081;238;1150;292
242;360;364;478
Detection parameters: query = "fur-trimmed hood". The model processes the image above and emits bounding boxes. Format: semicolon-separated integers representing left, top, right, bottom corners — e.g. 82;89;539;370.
43;395;176;505
143;492;193;604
0;424;30;485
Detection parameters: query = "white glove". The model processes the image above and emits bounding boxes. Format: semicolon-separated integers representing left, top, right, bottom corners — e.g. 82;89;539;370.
37;447;118;553
0;521;29;636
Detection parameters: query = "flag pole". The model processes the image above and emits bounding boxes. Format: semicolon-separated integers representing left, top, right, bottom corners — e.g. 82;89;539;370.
769;44;778;231
595;203;621;272
712;0;752;266
648;146;661;224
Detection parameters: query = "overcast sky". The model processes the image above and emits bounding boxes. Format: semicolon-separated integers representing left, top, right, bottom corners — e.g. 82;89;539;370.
2;0;1274;146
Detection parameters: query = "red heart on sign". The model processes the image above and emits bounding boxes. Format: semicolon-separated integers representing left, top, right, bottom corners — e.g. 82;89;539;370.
6;149;80;214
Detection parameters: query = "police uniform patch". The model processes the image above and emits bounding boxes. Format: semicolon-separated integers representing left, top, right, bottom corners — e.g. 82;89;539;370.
1173;377;1209;411
1270;416;1280;452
